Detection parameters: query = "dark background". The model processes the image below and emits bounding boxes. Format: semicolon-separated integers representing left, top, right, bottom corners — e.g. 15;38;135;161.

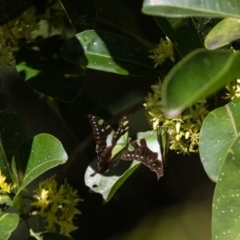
0;0;215;239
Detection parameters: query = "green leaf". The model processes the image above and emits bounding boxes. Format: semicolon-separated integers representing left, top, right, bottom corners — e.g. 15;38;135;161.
85;159;141;202
199;98;240;182
16;35;85;102
0;213;19;240
12;133;68;196
59;0;96;32
159;127;169;162
162;49;240;117
154;17;203;57
0;112;27;182
142;0;240;18
205;18;240;50
0;194;12;214
212;136;240;239
61;30;156;76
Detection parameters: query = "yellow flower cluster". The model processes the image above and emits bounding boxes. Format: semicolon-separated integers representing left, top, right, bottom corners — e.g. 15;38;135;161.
0;170;11;193
31;176;83;237
144;81;209;154
0;6;39;65
148;37;175;67
0;0;66;65
224;79;240;100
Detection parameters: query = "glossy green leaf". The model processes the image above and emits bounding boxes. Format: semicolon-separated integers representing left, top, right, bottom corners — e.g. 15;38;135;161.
12;133;68;195
212;136;240;239
205;18;240;50
159;127;169;162
85;159;141;202
142;0;240;18
16;35;85;102
199;98;240;182
59;0;96;32
162;49;240;117
154;17;203;57
0;112;27;182
61;30;156;76
0;213;19;240
0;194;12;214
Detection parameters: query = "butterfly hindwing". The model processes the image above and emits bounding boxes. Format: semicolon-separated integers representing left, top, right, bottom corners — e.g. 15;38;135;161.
89;115;129;176
121;131;163;179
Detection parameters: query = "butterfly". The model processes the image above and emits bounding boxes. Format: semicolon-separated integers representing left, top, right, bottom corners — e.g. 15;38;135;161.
88;114;129;176
88;115;168;179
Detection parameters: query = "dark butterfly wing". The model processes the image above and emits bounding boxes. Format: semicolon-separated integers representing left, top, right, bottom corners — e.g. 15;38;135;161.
112;116;129;146
89;115;129;176
89;114;114;159
121;138;163;179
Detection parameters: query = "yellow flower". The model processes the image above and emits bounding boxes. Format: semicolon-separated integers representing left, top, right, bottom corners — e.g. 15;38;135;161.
31;176;83;237
0;6;39;65
0;0;66;65
225;79;240;100
31;188;49;209
149;37;175;67
144;81;208;154
45;211;58;232
58;219;79;238
0;171;7;186
0;170;11;193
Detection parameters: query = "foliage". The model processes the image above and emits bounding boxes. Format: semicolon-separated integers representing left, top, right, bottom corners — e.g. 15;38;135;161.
1;0;240;239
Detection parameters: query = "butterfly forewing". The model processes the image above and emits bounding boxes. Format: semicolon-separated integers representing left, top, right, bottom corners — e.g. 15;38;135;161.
121;131;163;179
89;115;129;176
111;116;129;158
89;115;115;159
